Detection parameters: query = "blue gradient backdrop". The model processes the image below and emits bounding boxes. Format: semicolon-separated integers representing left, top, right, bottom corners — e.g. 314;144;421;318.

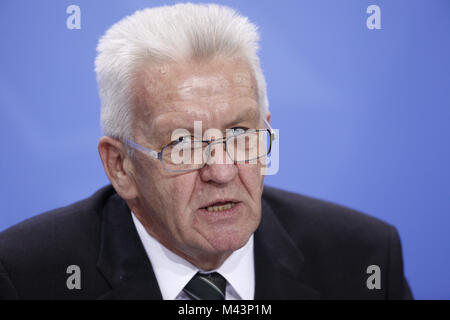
1;0;449;299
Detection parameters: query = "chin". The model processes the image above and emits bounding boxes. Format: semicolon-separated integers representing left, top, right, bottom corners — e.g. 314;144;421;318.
192;211;260;256
202;228;252;253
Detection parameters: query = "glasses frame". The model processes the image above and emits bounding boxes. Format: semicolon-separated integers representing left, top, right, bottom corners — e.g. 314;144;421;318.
123;118;276;173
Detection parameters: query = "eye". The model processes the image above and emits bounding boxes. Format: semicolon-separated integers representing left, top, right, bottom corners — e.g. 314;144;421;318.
170;135;192;145
229;127;247;136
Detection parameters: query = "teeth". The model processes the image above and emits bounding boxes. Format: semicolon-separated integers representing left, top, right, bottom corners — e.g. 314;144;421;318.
206;202;235;212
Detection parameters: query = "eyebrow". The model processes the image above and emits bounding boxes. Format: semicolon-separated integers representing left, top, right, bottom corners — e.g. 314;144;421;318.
156;120;197;137
152;105;260;139
225;106;260;128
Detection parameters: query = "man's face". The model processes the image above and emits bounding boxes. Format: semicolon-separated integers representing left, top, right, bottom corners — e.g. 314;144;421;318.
129;56;265;265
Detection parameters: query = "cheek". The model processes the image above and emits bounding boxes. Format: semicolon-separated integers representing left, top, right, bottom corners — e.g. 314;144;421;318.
133;161;201;240
135;160;199;214
237;163;264;199
165;173;199;209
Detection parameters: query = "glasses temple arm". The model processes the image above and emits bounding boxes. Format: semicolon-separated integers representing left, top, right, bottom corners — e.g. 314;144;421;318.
263;118;277;141
124;139;159;159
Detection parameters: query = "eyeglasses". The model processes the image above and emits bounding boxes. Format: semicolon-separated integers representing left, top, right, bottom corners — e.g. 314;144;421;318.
123;119;276;173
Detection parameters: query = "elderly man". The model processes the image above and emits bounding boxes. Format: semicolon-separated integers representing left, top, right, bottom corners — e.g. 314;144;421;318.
0;3;412;299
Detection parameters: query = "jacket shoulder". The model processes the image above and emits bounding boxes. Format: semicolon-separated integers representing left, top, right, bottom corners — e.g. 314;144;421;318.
262;185;411;299
262;185;394;242
0;185;115;248
0;185;116;298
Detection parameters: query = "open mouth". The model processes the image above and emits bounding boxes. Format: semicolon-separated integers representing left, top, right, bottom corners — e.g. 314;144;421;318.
203;201;237;212
201;200;240;213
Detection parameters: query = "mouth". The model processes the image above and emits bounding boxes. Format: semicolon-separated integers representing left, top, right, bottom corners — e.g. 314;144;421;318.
200;200;241;213
198;199;243;224
203;202;237;212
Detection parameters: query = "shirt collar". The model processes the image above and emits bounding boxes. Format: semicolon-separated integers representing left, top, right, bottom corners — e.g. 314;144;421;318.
131;212;254;300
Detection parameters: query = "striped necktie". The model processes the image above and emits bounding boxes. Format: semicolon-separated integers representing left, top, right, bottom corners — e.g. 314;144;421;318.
183;272;227;300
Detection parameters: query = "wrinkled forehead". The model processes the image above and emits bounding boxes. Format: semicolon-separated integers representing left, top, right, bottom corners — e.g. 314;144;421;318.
131;56;260;135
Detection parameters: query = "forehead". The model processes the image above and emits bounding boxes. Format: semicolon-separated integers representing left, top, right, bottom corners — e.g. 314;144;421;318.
132;56;260;134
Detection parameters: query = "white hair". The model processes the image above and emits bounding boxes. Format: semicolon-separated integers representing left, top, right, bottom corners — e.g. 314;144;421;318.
95;2;269;140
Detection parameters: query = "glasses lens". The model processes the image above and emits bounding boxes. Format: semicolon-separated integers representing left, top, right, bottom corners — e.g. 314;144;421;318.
160;130;272;171
226;130;270;164
161;139;208;172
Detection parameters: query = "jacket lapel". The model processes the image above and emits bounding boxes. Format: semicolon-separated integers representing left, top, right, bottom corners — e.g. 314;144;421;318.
96;193;162;299
254;198;320;299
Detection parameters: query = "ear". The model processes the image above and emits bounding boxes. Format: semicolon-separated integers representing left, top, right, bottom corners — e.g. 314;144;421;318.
98;136;138;200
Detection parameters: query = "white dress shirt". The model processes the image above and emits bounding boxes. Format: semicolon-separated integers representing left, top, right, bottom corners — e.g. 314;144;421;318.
131;212;255;300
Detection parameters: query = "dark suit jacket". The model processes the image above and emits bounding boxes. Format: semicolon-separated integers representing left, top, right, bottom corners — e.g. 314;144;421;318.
0;185;412;299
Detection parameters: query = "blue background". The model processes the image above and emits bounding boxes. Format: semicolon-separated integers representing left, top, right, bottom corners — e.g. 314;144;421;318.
1;0;449;299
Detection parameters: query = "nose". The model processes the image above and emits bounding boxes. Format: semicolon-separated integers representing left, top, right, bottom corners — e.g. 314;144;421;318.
199;142;237;184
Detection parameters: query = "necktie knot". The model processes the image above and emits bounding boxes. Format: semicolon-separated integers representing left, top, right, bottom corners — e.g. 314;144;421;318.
183;272;227;300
